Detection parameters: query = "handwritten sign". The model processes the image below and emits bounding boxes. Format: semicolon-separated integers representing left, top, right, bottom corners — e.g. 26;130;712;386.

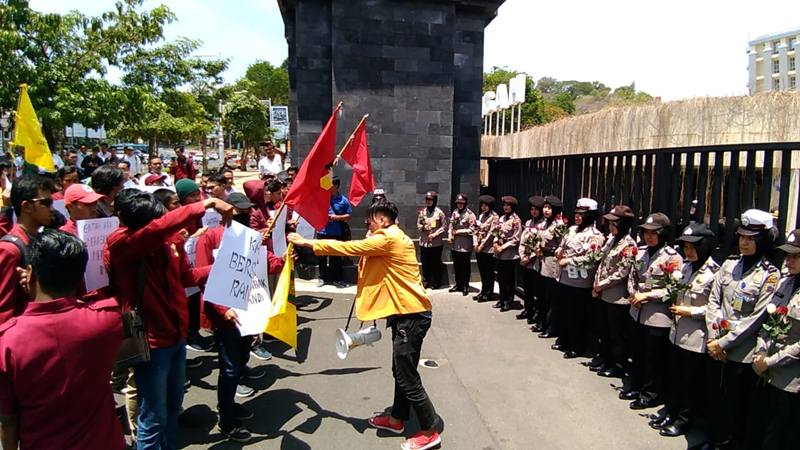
272;207;288;257
202;209;222;228
77;217;119;291
183;236;201;297
204;221;268;310
233;280;273;336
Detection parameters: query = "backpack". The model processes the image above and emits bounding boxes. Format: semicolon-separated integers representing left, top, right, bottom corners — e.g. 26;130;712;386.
0;234;28;268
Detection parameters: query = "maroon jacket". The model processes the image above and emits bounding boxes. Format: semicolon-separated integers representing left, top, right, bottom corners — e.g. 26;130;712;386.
170;156;197;181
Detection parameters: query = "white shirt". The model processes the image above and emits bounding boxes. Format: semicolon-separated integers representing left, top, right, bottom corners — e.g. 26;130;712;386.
258;154;283;175
76;151;87;168
123;154;143;175
51;153;64;170
98;151;112;162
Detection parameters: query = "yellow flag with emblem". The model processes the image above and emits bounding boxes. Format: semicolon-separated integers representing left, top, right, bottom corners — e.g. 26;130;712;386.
264;243;297;348
10;84;54;172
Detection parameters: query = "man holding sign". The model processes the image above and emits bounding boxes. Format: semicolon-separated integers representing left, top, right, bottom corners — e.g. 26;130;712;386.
288;201;441;450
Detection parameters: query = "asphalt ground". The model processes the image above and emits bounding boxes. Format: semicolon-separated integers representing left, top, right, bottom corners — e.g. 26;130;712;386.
167;279;696;450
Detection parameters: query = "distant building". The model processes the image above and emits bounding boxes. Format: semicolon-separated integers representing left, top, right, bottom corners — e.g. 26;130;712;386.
748;28;799;94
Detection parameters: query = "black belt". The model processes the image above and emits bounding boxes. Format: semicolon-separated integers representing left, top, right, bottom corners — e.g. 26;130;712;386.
542;250;555;256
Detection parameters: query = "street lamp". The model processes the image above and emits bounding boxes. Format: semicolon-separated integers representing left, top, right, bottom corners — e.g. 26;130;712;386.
0;112;10;156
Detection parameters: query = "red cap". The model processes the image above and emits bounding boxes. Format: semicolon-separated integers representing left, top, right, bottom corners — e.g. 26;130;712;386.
64;184;104;206
145;174;167;186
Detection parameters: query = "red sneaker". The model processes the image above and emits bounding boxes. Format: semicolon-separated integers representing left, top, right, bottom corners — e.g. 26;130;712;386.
367;414;404;434
400;431;441;450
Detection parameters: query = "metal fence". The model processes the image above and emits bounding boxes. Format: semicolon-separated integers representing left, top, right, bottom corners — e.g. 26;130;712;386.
486;143;800;252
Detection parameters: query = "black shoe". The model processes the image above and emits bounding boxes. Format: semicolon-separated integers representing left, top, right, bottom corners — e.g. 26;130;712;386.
538;332;554;338
659;420;688;437
563;350;579;359
598;367;624;378
220;426;252;443
499;303;510;312
588;363;606;373
649;414;672;430
472;294;482;300
462;288;469;296
515;312;527;320
629;398;661;410
530;323;542;332
492;301;503;309
448;286;460;292
618;390;639;400
550;343;563;351
584;356;604;369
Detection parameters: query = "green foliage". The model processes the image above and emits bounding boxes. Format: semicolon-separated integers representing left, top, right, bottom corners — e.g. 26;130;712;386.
237;59;289;106
222;90;272;149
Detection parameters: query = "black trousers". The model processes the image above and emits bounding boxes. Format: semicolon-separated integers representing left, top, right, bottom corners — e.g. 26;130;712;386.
601;302;632;373
563;285;593;354
495;259;516;306
706;359;758;446
522;268;539;320
748;382;800;450
630;322;670;403
476;252;495;296
550;282;570;341
420;246;443;288
318;234;345;283
390;314;438;430
187;292;201;338
450;250;471;289
665;345;707;422
541;277;560;335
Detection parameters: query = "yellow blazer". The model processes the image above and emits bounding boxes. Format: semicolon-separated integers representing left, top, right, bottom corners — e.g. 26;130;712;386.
313;224;432;321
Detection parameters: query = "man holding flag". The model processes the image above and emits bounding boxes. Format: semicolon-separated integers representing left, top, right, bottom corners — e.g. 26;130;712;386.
288;201;441;450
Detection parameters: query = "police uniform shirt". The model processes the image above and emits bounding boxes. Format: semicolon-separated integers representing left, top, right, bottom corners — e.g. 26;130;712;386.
669;258;721;353
417;207;446;248
706;256;780;363
491;212;522;260
754;275;800;392
519;218;544;271
628;245;684;328
556;225;605;289
539;219;565;280
475;211;498;254
448;208;477;252
594;234;638;305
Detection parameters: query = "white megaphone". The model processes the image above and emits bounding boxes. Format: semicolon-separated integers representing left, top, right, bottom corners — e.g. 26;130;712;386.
335;326;382;359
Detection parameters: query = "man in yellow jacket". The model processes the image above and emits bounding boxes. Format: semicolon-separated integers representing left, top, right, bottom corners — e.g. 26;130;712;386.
288;201;441;450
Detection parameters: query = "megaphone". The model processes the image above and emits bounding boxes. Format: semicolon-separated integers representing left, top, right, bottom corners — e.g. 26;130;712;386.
335;326;382;359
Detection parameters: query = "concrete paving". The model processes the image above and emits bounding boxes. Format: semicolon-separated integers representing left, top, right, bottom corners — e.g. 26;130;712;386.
174;280;697;449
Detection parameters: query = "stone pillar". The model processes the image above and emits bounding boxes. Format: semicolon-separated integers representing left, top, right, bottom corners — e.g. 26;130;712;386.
279;0;503;234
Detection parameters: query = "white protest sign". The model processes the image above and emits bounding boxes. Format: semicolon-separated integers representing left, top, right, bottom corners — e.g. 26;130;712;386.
77;217;119;291
204;221;268;310
272;207;288;257
233;280;273;336
183;236;201;297
52;199;68;220
296;216;315;239
202;209;222;228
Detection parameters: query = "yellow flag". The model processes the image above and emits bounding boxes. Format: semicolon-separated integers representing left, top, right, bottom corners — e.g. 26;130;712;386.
10;84;54;172
264;243;297;348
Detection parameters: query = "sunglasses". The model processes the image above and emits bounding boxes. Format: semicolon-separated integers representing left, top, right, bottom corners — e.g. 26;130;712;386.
32;197;53;208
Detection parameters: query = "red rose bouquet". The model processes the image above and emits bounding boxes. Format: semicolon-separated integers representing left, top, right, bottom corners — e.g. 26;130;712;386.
553;213;569;237
659;260;687;304
577;241;604;269
617;245;639;270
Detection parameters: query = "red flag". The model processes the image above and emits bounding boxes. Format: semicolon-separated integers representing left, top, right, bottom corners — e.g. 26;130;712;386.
340;117;374;207
283;104;339;231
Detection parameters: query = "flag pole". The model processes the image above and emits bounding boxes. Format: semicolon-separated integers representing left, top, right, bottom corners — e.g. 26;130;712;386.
333;114;369;166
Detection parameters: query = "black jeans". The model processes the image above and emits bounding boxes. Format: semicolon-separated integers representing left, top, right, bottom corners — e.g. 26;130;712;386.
495;259;516;306
215;327;252;430
390;314;438;430
450;250;471;289
420;246;443;288
665;345;706;422
601;302;632;373
522;268;539;320
748;382;800;450
476;252;495;296
706;359;758;446
630;322;670;403
187;292;201;340
318;234;345;283
563;285;592;354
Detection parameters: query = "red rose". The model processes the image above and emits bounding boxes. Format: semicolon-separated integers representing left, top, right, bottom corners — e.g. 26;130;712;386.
776;305;789;315
631;246;638;256
711;322;718;330
720;319;730;330
590;243;598;251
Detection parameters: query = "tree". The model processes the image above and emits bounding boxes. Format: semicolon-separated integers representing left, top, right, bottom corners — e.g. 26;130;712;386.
222;90;272;170
483;66;545;131
239;59;289;106
0;0;176;148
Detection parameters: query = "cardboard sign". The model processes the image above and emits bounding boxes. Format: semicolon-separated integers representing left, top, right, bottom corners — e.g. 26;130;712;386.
233;280;273;336
77;217;119;291
204;221;268;310
183;236;201;297
202;209;222;228
296;216;315;239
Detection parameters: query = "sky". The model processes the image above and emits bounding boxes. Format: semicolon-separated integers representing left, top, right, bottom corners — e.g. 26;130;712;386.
29;0;800;101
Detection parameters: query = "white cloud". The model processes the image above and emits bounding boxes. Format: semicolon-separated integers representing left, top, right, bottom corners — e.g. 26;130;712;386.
485;0;800;100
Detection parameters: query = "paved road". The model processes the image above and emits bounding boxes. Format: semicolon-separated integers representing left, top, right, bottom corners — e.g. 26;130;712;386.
173;278;703;450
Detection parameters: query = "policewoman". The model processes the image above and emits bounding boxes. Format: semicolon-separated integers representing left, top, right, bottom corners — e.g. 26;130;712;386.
592;205;638;378
417;191;447;289
491;196;521;312
750;228;800;450
447;193;477;296
554;198;605;359
536;196;565;340
518;196;545;326
623;213;683;410
704;209;780;448
473;195;498;302
654;223;720;437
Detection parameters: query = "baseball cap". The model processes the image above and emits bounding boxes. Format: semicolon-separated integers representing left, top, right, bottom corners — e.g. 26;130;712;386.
144;174;166;186
64;184;104;206
737;209;774;236
778;229;800;254
640;212;671;230
226;192;254;210
603;205;635;221
677;223;715;243
175;179;199;202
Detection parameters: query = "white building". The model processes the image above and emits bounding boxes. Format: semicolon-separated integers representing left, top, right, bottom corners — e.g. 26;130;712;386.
748;29;799;94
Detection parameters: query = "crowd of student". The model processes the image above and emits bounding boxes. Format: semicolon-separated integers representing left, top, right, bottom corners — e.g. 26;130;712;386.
0;144;303;449
421;192;799;450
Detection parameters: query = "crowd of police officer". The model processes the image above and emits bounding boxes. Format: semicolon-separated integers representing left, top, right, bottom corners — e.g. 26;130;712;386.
421;191;800;450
